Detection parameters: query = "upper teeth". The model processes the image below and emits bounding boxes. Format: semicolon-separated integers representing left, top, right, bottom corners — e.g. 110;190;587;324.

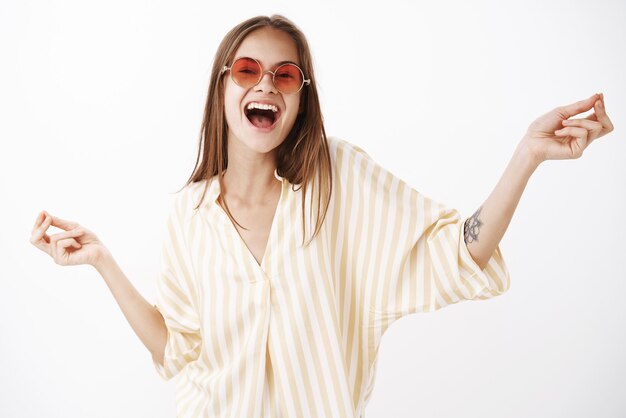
247;102;278;113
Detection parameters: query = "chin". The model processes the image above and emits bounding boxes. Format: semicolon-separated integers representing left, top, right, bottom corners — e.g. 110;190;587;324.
230;129;287;155
244;138;284;154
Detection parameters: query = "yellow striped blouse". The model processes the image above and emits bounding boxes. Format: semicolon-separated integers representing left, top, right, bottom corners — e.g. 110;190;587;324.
152;136;510;417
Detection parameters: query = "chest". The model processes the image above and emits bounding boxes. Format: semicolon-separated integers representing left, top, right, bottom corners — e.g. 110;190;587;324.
218;196;280;266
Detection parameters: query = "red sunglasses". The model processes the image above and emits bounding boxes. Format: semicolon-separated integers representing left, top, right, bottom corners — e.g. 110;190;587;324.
221;57;311;94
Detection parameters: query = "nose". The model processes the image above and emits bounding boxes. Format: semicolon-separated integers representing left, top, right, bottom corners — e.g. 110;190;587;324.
254;71;277;94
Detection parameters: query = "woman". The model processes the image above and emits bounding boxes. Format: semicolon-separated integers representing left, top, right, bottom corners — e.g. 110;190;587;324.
30;14;614;418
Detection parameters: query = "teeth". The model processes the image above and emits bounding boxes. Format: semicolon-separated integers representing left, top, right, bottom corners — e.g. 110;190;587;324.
246;102;278;113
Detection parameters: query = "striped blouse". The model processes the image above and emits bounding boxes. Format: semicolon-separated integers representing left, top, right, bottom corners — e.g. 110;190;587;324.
152;136;510;417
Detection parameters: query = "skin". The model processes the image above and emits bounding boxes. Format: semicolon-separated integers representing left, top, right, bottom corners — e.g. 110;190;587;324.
221;27;303;207
28;213;168;365
464;206;483;244
27;28;308;364
31;94;615;268
463;93;614;269
29;27;306;264
28;31;614;361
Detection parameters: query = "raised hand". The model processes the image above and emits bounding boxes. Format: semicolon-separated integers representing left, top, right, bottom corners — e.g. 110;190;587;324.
30;210;108;267
520;93;614;164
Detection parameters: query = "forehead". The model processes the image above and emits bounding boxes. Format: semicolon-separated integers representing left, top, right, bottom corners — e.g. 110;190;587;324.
233;27;300;67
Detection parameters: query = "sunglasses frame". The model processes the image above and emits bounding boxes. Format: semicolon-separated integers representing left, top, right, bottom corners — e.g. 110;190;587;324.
221;56;311;94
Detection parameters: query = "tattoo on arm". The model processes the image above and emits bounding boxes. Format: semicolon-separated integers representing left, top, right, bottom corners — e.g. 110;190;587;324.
464;206;483;244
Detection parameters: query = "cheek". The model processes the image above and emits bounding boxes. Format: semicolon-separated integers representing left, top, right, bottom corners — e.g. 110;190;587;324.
223;88;242;125
286;96;302;119
223;99;236;123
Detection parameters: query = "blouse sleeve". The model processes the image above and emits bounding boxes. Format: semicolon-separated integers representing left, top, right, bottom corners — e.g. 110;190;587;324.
152;191;203;381
333;138;511;327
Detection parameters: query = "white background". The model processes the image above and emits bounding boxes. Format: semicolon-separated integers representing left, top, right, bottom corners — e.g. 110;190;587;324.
1;0;624;417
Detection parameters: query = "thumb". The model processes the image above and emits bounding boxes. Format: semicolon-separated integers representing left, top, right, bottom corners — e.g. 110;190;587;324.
572;135;588;158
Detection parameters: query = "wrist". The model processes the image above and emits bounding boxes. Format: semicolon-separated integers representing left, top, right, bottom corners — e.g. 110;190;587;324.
516;137;543;172
93;247;114;274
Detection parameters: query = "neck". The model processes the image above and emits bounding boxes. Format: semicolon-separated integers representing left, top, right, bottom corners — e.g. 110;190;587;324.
221;138;282;206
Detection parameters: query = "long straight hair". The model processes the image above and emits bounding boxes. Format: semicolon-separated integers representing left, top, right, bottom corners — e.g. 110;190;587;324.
182;14;332;247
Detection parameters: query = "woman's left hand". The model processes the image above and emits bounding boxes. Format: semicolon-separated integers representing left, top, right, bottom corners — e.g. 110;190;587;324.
520;93;614;165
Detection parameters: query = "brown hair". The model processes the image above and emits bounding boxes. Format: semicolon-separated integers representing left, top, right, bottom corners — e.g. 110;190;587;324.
182;14;332;247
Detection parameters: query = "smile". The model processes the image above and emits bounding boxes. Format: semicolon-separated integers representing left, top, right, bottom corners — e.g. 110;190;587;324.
244;101;282;132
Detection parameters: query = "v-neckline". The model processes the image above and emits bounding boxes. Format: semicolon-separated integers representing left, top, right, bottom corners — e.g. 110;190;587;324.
215;180;285;271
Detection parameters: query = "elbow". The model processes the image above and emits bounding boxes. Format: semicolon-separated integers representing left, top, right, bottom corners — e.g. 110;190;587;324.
152;350;165;369
151;306;168;368
151;329;167;368
468;250;489;270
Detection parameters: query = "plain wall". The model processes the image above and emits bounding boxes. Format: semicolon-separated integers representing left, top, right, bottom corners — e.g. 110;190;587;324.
1;0;624;417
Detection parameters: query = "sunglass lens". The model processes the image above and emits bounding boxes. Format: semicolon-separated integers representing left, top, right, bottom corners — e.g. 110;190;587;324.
231;58;261;88
274;64;303;94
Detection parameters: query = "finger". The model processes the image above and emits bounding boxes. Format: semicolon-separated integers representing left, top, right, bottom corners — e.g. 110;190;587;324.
32;211;57;241
50;234;81;262
554;126;588;138
33;211;45;229
593;97;615;133
58;237;81;250
30;213;53;251
555;126;588;157
558;93;601;119
31;212;52;236
562;118;603;130
31;238;51;253
55;239;80;266
562;119;603;141
49;228;85;243
50;215;79;231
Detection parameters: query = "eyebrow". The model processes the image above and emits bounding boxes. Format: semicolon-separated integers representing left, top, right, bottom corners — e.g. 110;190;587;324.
234;57;299;68
274;60;298;66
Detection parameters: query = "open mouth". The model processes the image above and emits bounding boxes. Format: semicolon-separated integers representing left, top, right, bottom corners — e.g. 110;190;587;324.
244;103;281;130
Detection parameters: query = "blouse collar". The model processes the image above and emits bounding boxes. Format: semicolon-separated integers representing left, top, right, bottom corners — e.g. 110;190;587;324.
189;168;297;226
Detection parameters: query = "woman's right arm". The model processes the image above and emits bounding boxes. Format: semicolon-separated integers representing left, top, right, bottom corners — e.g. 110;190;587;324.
30;210;168;367
94;249;168;367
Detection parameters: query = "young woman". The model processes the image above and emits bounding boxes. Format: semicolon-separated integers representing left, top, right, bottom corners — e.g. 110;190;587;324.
30;14;614;418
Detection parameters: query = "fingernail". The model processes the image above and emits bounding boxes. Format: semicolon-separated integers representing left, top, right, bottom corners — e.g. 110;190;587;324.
598;100;603;109
562;120;571;125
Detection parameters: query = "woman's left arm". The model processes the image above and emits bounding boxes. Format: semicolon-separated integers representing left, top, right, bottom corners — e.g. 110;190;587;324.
465;93;615;269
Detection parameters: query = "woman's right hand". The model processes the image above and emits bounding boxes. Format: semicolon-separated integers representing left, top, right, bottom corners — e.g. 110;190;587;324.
30;210;109;268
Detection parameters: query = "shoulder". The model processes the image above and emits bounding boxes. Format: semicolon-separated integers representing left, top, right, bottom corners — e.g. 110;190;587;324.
326;136;376;179
327;136;418;197
326;136;373;175
326;136;371;158
168;179;210;223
